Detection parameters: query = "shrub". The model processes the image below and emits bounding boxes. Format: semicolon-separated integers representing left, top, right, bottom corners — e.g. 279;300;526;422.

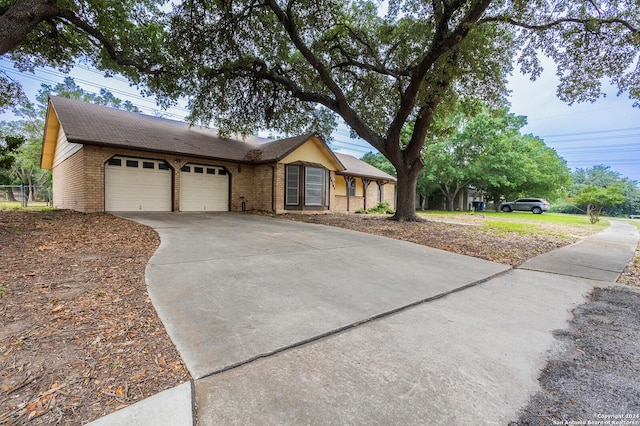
356;201;395;214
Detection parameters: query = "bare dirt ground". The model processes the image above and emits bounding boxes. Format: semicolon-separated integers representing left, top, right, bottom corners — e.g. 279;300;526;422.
1;210;638;425
510;286;640;426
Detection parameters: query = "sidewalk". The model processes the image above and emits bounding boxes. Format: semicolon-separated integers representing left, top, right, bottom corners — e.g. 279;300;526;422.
87;219;639;426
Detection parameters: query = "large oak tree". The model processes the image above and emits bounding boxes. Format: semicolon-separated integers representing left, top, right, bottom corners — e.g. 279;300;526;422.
146;0;640;221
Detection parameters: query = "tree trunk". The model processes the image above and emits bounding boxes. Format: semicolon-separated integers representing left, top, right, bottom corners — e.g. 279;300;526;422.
0;0;61;55
446;196;454;211
391;166;421;221
491;192;502;212
7;187;17;201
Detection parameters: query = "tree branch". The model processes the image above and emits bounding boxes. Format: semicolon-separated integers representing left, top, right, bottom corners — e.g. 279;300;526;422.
55;10;162;75
0;0;164;75
385;0;492;156
266;0;386;151
480;15;640;35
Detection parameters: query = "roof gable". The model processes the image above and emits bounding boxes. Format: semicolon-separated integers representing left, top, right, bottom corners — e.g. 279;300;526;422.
277;134;344;170
45;96;258;163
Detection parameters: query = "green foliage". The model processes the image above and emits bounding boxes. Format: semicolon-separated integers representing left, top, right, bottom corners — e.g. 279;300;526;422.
1;77;142;193
1;0;166;111
419;104;570;211
573;184;627;224
355;201;395;214
570;165;640;217
360;152;396;177
550;202;585;215
0;134;24;174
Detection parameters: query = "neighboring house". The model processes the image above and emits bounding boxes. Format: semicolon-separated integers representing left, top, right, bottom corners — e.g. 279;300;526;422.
423;187;485;211
40;96;396;214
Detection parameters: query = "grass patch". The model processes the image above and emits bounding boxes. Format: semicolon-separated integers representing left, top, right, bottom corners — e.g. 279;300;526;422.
0;202;54;212
482;220;544;235
626;220;640;231
419;210;609;231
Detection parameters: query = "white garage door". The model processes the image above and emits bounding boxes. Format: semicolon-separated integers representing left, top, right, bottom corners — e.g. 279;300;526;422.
105;156;172;211
180;164;229;211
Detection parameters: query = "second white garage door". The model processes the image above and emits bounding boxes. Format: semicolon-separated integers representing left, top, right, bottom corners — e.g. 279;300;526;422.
180;164;229;211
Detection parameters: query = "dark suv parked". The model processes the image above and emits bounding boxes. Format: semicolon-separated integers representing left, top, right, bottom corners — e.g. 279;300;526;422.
500;198;550;214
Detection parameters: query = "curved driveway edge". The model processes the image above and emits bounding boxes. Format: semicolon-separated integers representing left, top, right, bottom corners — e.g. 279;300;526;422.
120;213;510;379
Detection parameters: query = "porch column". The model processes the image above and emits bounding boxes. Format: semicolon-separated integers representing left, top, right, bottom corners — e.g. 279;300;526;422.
344;176;355;212
362;178;371;210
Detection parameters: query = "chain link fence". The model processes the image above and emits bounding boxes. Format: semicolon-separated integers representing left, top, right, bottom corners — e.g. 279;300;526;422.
0;185;51;208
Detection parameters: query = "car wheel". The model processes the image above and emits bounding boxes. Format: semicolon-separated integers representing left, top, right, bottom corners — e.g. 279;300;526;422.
501;206;512;212
532;207;542;214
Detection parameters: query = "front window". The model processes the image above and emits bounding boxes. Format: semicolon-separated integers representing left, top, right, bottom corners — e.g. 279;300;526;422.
285;164;329;210
286;165;299;205
305;167;324;206
347;178;356;196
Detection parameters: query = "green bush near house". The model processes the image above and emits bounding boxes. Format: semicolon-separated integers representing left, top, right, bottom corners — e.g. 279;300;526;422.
356;201;395;215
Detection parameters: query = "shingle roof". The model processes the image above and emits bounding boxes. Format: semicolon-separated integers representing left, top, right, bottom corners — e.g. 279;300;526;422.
47;97;391;180
50;96;260;162
335;153;396;181
48;97;335;165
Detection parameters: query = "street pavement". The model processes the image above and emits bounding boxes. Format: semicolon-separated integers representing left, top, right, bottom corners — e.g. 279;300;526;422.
88;214;639;426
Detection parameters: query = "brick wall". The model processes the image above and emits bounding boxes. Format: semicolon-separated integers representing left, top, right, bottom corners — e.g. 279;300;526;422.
245;163;276;212
52;148;85;211
273;163;286;214
334;195;364;213
53;144;390;215
382;182;396;209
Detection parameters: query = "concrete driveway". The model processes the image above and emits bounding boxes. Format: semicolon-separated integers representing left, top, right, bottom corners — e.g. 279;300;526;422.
100;214;638;425
120;213;510;379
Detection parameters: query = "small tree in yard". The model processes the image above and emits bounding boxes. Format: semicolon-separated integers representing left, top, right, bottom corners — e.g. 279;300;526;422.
574;184;627;224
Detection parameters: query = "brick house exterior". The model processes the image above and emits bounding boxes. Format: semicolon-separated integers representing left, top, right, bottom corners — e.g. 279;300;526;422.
41;97;396;214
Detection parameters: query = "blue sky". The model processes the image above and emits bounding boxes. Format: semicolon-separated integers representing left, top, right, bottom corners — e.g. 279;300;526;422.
1;56;639;182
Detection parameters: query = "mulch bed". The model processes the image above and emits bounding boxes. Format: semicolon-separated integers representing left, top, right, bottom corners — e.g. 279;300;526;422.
282;213;640;285
282;213;585;267
0;210;189;425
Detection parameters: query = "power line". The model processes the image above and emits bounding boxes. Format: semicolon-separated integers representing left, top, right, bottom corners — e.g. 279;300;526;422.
541;126;640;138
544;133;640;143
0;63;189;120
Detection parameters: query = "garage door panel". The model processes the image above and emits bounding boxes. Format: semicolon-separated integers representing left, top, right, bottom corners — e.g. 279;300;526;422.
105;157;172;212
180;165;229;212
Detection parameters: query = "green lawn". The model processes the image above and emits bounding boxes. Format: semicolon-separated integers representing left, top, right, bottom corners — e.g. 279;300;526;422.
0;201;52;211
418;210;610;236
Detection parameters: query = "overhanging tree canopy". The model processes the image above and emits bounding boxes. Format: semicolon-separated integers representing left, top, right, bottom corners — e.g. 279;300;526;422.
0;0;166;112
148;0;639;221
